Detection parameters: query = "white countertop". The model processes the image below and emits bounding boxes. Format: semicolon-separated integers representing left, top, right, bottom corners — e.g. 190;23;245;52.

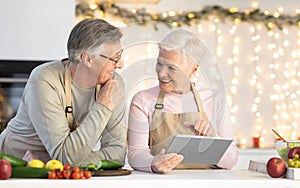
0;169;298;188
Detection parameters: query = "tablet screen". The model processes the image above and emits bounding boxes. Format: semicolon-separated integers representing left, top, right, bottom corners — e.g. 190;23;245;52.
166;134;233;165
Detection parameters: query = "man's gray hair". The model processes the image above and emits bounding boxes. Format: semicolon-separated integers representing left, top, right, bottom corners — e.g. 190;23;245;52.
67;18;123;63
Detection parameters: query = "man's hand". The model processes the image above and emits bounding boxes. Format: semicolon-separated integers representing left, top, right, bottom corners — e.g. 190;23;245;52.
96;79;124;111
151;149;183;174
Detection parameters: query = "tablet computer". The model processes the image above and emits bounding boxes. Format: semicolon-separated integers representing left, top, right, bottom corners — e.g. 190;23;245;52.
166;134;233;165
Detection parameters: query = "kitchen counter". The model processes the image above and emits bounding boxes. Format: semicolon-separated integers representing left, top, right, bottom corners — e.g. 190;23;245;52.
0;169;298;188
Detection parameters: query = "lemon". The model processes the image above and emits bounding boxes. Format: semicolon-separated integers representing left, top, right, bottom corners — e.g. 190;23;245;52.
45;159;63;171
27;159;45;168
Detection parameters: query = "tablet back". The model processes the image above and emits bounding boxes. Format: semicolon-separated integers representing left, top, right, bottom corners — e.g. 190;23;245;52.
166;135;233;164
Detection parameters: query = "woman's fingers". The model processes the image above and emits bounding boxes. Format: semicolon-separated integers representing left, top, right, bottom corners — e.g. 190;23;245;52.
193;120;216;136
151;149;184;174
185;120;211;135
195;120;206;135
193;120;207;135
183;122;197;133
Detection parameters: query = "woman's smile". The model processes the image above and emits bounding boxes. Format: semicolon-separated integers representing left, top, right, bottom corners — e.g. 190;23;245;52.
159;78;172;84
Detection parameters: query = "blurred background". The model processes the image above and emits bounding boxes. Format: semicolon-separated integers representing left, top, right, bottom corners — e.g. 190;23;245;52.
1;0;300;168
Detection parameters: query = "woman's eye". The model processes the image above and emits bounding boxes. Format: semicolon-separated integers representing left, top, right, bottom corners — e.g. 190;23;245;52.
169;66;176;70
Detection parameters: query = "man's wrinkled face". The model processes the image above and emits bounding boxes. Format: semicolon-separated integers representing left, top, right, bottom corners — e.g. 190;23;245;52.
93;42;123;85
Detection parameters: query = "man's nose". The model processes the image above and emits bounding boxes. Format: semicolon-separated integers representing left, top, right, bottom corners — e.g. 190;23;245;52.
115;59;124;69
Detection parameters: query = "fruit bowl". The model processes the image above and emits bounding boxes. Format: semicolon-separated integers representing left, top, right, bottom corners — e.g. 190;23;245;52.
274;140;300;163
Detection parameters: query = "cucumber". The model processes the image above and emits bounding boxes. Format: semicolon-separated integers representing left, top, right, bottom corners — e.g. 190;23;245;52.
11;167;50;178
97;159;123;170
85;163;98;171
0;153;27;167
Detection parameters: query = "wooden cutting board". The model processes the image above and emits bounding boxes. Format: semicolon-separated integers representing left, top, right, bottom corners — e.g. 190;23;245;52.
92;169;132;176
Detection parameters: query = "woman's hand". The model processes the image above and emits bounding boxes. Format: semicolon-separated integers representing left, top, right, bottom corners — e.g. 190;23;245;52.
151;149;183;174
184;119;216;137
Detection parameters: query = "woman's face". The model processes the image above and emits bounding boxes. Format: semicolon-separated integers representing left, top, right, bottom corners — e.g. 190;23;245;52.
156;48;195;94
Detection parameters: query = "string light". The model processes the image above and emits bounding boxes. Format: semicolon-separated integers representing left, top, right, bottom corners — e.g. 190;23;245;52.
250;23;265;141
268;22;300;141
76;3;300;30
215;18;223;57
228;22;239;134
197;24;203;33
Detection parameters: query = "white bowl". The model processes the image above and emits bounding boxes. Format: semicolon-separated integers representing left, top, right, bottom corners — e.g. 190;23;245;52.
274;140;300;162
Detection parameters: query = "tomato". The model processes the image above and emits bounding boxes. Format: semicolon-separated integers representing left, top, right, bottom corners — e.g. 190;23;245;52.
63;164;71;170
79;170;84;179
56;171;64;179
48;171;56;179
84;170;92;179
72;166;80;173
63;169;72;179
71;171;81;179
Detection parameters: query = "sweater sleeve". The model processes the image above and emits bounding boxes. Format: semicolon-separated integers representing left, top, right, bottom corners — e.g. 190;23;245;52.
127;92;154;172
80;100;127;166
215;99;239;169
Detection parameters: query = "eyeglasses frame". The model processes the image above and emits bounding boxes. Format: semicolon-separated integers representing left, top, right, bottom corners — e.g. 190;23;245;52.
98;49;123;64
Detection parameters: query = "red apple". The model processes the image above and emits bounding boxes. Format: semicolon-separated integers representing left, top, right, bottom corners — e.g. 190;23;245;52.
287;146;300;159
266;157;287;178
0;159;12;180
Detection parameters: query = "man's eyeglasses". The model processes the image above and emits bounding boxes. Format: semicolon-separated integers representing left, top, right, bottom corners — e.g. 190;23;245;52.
98;49;123;64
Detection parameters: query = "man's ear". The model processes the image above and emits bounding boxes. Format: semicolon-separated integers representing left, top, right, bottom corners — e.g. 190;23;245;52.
189;64;199;77
81;52;92;68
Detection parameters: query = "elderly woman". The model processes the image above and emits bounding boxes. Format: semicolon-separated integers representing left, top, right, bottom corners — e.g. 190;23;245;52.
0;18;127;166
127;29;238;174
